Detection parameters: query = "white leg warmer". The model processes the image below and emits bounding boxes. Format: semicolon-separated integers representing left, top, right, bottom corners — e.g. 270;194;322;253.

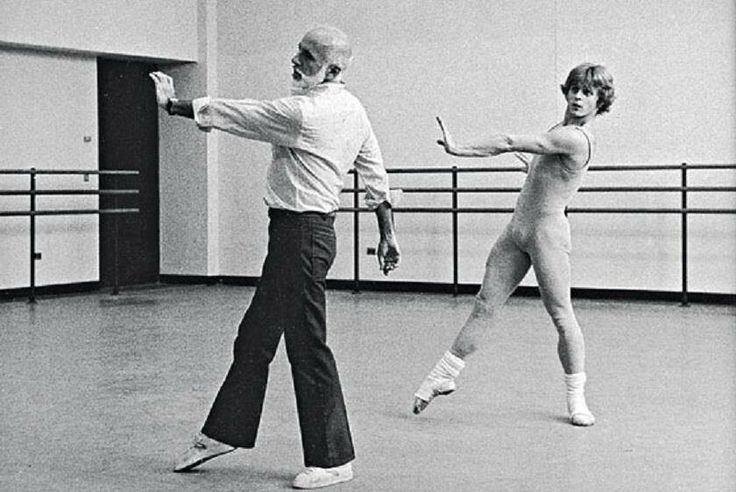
565;372;595;426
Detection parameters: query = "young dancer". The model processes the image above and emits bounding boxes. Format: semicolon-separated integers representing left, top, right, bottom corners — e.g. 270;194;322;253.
413;63;615;426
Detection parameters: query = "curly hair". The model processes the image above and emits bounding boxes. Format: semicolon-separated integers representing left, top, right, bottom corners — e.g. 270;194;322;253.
560;63;616;115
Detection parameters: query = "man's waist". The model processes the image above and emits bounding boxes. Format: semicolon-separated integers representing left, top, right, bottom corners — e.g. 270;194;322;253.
268;207;337;220
264;184;341;215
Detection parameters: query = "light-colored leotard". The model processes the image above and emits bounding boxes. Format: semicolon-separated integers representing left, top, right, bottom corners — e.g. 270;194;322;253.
509;125;592;257
472;125;593;336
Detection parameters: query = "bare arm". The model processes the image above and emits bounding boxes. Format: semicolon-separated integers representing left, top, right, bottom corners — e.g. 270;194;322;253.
374;201;400;275
436;116;585;159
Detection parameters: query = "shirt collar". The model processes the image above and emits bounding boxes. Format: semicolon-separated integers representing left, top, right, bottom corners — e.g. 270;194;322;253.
308;81;346;94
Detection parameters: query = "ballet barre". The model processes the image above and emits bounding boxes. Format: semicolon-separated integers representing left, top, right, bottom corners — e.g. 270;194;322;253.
0;168;140;303
342;163;736;305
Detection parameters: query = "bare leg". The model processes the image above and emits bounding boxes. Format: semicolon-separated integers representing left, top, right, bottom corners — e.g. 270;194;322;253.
530;223;584;375
531;220;594;425
413;228;531;414
451;231;532;359
534;258;585;375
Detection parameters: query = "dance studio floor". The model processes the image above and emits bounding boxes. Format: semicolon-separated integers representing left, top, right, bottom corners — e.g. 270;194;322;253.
1;284;734;491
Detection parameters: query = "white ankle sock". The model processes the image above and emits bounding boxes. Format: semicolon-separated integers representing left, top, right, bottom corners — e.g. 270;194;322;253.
430;351;465;381
565;372;594;422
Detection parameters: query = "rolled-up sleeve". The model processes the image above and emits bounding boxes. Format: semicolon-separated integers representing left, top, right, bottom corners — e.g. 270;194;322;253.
354;127;391;209
193;96;301;147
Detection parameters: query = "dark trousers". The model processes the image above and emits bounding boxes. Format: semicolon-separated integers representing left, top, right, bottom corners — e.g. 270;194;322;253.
202;208;355;468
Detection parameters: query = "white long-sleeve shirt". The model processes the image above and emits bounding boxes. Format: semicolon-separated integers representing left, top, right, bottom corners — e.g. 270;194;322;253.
192;82;391;213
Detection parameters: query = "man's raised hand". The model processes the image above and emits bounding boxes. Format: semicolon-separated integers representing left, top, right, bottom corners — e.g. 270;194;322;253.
149;71;176;109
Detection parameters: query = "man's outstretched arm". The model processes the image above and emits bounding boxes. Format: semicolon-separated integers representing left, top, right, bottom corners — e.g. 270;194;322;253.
150;71;298;145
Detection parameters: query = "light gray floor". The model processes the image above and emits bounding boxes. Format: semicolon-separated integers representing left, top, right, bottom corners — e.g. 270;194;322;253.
1;285;734;491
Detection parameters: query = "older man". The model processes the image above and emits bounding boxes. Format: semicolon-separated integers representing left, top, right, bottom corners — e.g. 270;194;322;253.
151;26;400;489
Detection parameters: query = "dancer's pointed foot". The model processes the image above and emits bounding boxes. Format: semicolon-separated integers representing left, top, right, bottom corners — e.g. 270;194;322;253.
412;377;456;414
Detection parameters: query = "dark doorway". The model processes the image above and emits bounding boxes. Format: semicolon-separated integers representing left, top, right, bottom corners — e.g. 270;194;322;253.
98;59;160;288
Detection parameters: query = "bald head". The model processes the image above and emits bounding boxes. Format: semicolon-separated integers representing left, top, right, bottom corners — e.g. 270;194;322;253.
291;26;354;93
301;26;353;71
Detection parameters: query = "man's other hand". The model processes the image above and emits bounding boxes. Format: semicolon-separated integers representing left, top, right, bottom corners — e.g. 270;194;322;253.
377;237;400;275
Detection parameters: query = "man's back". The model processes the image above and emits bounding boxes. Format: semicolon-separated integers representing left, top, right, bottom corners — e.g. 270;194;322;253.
265;83;381;213
284;83;371;170
191;82;385;213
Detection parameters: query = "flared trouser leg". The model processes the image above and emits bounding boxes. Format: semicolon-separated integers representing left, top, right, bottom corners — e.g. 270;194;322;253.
202;210;354;468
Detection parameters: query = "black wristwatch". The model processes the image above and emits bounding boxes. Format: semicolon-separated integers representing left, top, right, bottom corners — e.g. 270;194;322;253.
165;97;178;115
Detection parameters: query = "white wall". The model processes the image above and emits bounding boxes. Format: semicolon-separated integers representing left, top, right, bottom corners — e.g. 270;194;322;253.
0;50;99;289
555;0;736;293
158;0;216;276
0;0;198;62
0;0;201;290
1;0;734;295
208;0;736;294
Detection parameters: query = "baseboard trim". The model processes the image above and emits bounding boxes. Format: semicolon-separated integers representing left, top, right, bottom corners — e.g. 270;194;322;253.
161;275;735;305
158;274;220;285
0;281;100;302
322;280;734;305
2;276;733;305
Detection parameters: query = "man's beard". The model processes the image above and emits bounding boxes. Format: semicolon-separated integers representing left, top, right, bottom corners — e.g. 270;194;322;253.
290;70;325;95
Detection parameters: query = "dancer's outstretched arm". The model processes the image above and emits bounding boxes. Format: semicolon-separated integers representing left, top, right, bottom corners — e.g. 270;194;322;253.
435;116;586;159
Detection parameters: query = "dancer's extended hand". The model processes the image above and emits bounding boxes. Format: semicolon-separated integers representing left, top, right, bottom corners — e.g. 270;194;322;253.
435;116;461;156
